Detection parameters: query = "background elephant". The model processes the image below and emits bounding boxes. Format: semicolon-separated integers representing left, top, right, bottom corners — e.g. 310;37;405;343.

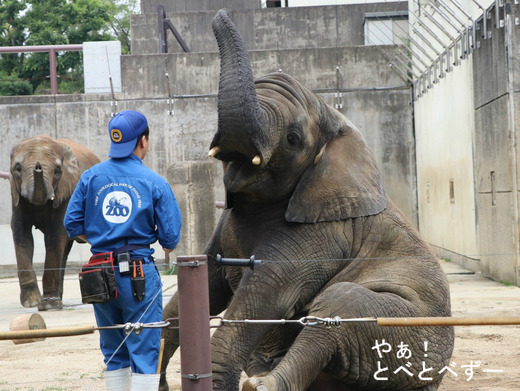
10;135;100;311
161;9;454;391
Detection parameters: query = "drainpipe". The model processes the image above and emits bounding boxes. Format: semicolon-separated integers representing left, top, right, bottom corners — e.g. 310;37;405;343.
0;44;83;95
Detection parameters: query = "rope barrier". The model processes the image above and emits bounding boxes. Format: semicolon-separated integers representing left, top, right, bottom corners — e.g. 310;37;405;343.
0;321;171;341
212;315;520;328
7;313;517;342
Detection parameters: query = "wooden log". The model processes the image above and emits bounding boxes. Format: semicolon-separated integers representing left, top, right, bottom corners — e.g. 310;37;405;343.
2;322;95;343
377;316;520;327
9;313;47;345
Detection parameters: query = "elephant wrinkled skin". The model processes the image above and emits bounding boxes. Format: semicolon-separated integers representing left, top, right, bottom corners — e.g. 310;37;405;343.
10;135;99;311
161;9;454;391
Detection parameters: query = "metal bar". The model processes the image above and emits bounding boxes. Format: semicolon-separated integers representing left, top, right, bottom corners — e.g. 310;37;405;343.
165;19;190;53
437;0;470;27
409;23;442;56
408;8;448;49
431;3;465;34
443;0;478;50
408;10;449;79
0;44;83;96
157;5;190;53
365;16;429;72
365;9;436;67
391;52;421;80
158;5;167;53
437;0;473;55
49;49;57;95
495;0;502;28
423;9;458;40
177;255;212;391
422;8;460;70
430;3;466;62
0;44;83;53
363;34;413;84
470;0;489;38
446;0;474;21
165;72;173;115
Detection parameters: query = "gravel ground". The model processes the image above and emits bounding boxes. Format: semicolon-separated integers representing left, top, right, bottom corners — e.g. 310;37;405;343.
0;260;519;391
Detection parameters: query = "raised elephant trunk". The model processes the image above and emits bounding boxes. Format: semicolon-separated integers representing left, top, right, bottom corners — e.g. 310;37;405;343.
210;9;271;167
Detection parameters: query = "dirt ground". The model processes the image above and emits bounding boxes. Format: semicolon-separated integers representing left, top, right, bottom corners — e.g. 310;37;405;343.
0;260;519;391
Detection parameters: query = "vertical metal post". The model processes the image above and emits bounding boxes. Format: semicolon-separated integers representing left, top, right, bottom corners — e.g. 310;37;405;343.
158;5;167;53
177;255;212;390
49;48;57;95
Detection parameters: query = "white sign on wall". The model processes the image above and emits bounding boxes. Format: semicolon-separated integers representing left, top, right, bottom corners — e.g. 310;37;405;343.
83;41;122;94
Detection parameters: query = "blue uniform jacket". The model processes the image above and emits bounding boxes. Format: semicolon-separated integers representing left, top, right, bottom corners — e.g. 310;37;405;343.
64;154;181;258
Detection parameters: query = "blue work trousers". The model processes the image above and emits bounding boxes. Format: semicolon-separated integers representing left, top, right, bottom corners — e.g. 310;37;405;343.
93;261;163;374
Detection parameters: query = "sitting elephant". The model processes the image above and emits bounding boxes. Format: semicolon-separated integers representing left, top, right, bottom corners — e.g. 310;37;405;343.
160;9;454;391
10;135;100;310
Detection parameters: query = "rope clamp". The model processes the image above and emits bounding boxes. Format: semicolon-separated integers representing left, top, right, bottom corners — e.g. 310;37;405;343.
181;373;212;380
177;260;207;267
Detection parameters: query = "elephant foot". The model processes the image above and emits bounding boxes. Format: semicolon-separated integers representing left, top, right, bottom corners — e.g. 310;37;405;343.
158;378;169;391
38;296;63;311
243;375;279;391
20;281;41;308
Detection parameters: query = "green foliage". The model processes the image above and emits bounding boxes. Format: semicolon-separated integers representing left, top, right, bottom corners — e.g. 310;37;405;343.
0;70;32;95
0;0;139;95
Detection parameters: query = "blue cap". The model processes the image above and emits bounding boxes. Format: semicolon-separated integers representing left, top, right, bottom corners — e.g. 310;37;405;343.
108;110;148;158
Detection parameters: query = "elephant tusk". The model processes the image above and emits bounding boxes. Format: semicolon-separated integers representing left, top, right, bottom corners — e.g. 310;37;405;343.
50;196;55;201
208;146;221;158
252;155;261;165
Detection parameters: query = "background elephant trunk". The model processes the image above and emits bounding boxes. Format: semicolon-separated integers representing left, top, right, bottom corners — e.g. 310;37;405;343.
211;9;272;166
31;162;53;205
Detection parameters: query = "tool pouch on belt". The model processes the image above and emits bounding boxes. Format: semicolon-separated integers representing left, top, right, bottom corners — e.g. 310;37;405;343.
79;252;117;304
131;260;146;302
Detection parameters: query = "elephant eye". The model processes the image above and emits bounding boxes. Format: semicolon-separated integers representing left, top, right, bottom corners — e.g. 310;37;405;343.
286;132;300;147
12;163;22;174
54;166;62;177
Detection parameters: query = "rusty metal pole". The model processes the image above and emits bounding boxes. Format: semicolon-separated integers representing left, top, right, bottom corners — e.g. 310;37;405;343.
49;48;57;95
177;255;212;390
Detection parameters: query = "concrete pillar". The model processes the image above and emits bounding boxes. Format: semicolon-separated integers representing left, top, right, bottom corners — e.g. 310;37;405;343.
167;161;216;265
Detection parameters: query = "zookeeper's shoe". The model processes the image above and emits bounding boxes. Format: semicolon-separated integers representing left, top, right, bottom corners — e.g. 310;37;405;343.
131;373;160;391
105;367;131;391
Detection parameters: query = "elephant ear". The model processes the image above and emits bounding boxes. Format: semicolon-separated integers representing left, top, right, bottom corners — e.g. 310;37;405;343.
286;124;387;223
54;142;81;208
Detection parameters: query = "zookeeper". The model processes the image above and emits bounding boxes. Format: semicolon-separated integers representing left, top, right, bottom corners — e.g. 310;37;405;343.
64;110;182;391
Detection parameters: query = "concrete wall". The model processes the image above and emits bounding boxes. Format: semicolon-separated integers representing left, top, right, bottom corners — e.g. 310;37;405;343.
141;0;261;14
415;59;479;271
120;46;407;98
413;0;520;285
472;5;520;284
0;71;414;269
133;3;407;55
0;3;416;271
